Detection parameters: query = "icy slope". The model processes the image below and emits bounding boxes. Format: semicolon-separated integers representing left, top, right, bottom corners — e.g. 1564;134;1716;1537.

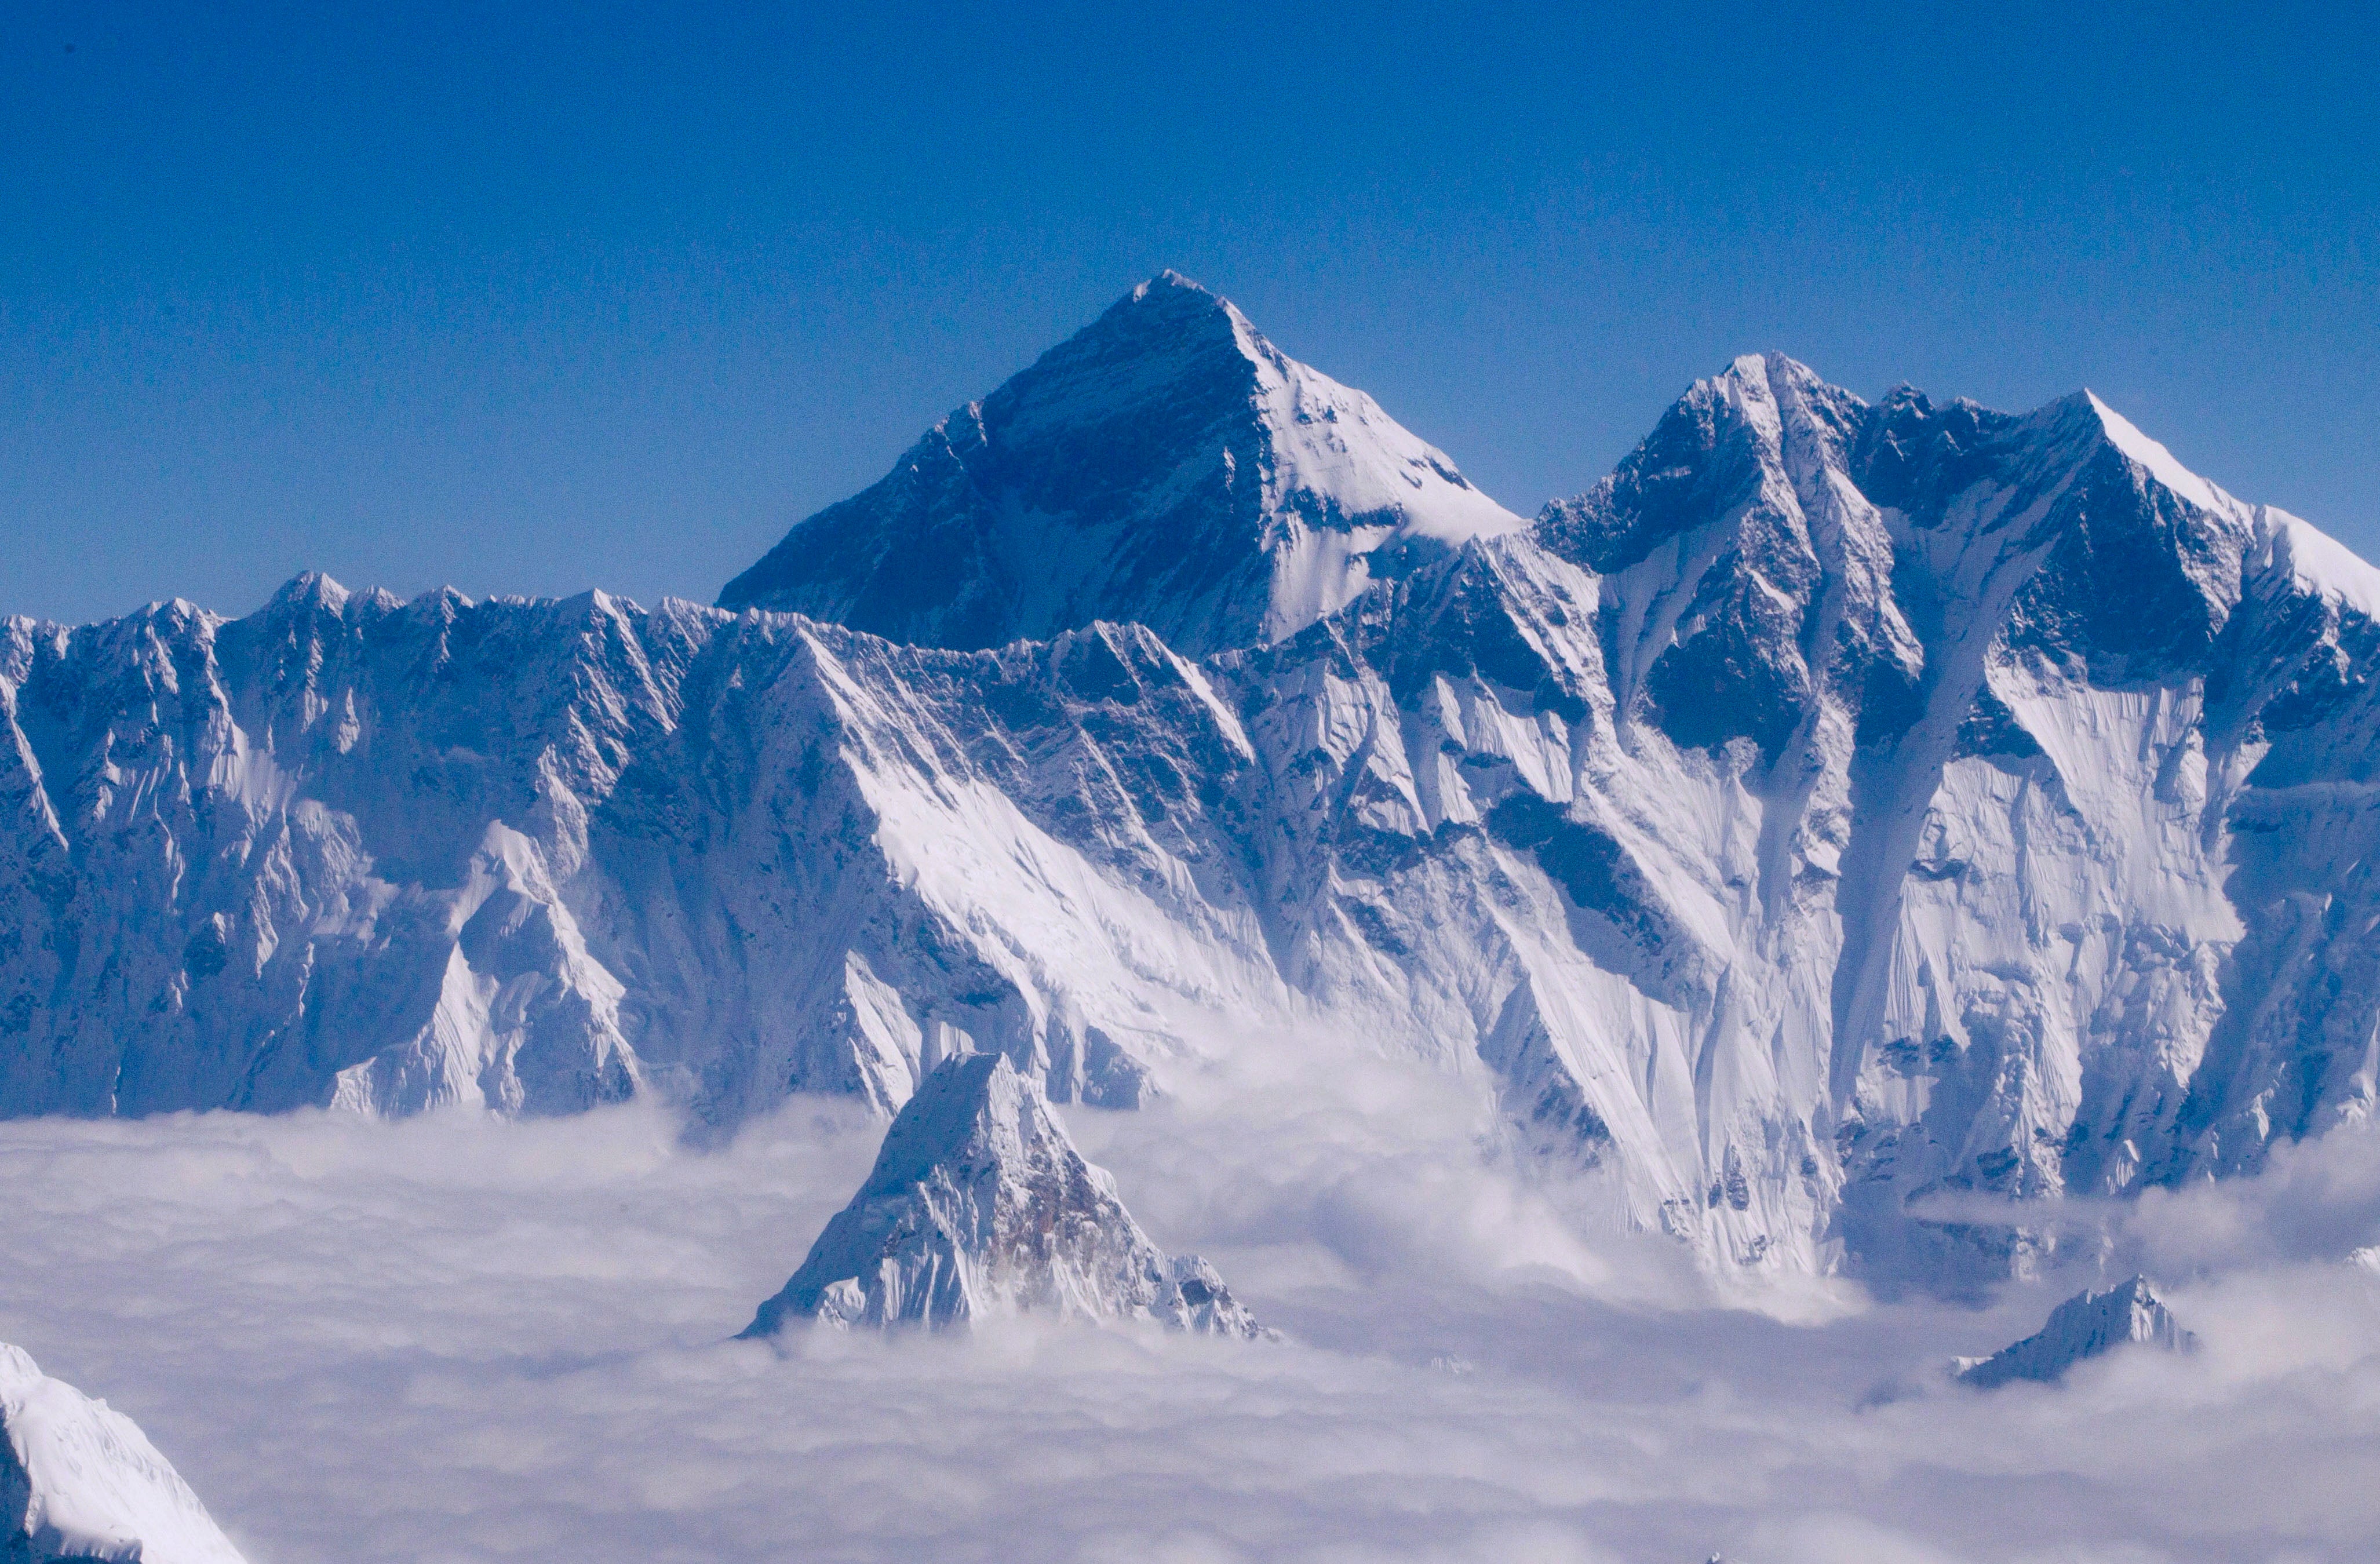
1;1344;248;1564
1956;1276;2194;1387
743;1052;1264;1336
717;272;1522;655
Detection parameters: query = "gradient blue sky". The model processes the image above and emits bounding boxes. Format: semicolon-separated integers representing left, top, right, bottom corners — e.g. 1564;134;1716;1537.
4;1;2374;625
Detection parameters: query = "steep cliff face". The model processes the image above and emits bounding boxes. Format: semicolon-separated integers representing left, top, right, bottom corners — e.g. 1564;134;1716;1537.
7;319;2379;1288
1;1344;249;1564
717;272;1523;655
743;1052;1264;1337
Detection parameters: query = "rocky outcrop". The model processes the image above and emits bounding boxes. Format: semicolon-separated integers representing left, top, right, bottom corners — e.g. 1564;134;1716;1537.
1;1344;248;1564
742;1052;1264;1337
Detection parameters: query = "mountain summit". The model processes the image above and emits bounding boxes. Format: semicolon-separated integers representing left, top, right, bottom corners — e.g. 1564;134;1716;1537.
718;272;1522;655
742;1052;1264;1336
1957;1277;2195;1387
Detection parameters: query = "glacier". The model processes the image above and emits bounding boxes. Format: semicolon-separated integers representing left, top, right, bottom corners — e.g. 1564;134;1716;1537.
7;277;2380;1286
743;1051;1264;1337
1;1344;249;1564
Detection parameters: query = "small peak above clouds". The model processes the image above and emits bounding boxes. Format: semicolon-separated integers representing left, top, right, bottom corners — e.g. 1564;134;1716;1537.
742;1052;1267;1339
1955;1276;2196;1389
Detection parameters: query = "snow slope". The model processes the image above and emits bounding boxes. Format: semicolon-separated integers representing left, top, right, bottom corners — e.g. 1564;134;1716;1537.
1;1344;248;1564
717;272;1523;655
743;1051;1263;1336
8;329;2380;1286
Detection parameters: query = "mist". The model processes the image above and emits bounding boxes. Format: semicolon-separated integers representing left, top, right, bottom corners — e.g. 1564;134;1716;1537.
4;1044;2377;1563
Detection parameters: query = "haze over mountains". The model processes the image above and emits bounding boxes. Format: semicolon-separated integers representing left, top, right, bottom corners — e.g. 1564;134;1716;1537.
6;274;2377;1285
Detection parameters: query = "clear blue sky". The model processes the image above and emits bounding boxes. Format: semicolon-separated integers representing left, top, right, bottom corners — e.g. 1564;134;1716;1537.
4;1;2374;625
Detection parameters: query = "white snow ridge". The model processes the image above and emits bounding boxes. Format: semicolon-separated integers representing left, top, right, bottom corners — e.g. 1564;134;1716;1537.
1955;1276;2195;1388
742;1052;1265;1338
0;1344;249;1564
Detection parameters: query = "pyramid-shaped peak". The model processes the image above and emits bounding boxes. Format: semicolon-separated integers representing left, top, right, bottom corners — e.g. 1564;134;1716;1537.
1689;352;1865;428
1714;351;1831;390
1533;349;1874;579
1127;268;1227;309
742;1053;1266;1339
846;1051;1048;1195
1054;270;1243;354
265;570;353;615
717;272;1518;655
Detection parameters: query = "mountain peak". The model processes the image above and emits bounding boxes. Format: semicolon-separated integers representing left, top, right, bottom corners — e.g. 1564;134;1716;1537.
266;570;352;615
2070;391;2229;513
741;1052;1266;1337
1718;351;1829;392
1131;267;1223;305
1956;1277;2195;1388
716;276;1517;655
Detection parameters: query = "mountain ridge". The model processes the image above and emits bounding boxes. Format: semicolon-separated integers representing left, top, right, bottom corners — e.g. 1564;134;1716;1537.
6;287;2378;1288
1;1343;250;1564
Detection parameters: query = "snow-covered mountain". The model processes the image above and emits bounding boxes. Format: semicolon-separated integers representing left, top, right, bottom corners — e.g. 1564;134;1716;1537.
1956;1276;2194;1387
743;1051;1263;1336
1;1344;249;1564
8;283;2380;1285
717;271;1524;655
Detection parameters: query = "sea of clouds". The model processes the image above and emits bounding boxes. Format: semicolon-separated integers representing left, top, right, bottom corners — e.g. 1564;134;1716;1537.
3;1036;2377;1564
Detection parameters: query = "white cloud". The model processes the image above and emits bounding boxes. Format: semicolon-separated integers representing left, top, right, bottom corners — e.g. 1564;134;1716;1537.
2;1053;2378;1563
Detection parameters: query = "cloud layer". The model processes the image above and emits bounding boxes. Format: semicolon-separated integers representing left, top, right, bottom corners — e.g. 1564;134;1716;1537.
2;1047;2377;1563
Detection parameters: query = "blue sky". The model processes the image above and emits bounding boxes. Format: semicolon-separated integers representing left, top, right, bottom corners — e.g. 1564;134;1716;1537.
3;1;2374;625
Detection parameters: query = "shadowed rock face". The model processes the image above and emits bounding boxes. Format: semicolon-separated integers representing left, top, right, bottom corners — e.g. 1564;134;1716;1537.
1;1345;249;1564
742;1052;1264;1338
1956;1276;2195;1388
717;272;1523;657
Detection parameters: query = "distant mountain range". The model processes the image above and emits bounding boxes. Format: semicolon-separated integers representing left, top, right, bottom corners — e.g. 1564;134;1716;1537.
8;273;2377;1284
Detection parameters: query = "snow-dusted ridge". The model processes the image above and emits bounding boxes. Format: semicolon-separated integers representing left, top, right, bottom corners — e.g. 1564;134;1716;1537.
1;1344;249;1564
8;289;2380;1286
743;1051;1265;1337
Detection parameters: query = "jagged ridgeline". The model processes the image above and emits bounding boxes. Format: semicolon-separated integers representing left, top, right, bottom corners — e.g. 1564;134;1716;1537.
8;274;2380;1282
